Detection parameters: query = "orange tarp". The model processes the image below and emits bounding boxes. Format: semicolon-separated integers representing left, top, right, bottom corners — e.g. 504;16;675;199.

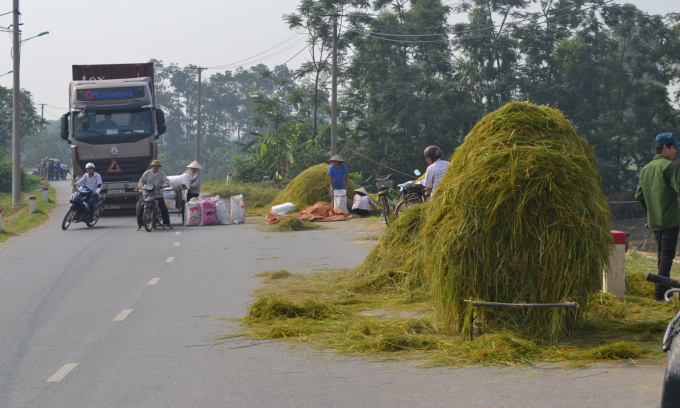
266;201;352;224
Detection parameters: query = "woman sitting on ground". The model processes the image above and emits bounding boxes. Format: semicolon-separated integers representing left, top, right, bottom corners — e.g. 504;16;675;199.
183;161;202;203
352;187;378;217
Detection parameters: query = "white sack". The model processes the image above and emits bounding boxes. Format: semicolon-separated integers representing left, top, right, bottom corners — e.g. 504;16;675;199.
333;189;347;212
185;201;201;226
271;202;295;215
215;200;231;225
168;174;190;189
231;195;246;224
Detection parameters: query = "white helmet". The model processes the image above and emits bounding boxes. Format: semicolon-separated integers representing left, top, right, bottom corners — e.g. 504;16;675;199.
85;163;95;169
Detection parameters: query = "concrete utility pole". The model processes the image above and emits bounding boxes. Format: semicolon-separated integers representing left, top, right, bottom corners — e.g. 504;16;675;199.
11;0;21;207
39;103;45;119
194;67;207;163
330;14;339;157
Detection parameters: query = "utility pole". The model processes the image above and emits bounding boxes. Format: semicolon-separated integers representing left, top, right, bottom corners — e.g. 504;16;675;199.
11;0;21;207
39;103;45;119
194;67;207;163
330;14;339;157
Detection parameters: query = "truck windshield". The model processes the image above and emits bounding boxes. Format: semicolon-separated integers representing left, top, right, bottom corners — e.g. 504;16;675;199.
74;109;152;139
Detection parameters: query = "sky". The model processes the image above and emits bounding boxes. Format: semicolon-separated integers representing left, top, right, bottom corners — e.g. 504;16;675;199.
0;0;677;120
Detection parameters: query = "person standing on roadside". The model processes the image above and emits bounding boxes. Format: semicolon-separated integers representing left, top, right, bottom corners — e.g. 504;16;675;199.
328;155;349;209
636;133;680;302
183;161;202;203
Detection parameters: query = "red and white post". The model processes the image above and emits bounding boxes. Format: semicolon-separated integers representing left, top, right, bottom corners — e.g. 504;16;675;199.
43;187;49;203
226;173;232;186
29;196;37;215
604;230;627;297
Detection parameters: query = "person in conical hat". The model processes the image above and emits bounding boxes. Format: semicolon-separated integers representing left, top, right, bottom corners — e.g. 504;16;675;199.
183;160;203;203
327;155;349;209
351;186;377;217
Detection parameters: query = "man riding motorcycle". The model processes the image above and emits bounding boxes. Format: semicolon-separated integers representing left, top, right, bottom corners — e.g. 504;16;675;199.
135;159;174;231
74;163;102;221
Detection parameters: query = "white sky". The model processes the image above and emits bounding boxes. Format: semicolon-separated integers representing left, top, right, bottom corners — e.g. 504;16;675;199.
0;0;677;119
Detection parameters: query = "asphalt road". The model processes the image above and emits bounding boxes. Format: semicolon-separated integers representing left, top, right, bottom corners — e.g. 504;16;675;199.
0;180;667;408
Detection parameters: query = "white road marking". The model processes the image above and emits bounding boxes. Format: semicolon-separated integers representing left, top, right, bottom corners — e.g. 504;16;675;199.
113;309;133;322
47;363;78;382
175;232;181;235
166;257;174;263
173;242;180;247
148;278;160;285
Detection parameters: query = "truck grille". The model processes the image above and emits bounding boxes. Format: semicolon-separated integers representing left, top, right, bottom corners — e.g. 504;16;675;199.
78;157;151;183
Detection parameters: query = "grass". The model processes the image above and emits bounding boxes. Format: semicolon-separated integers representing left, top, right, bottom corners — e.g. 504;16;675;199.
0;185;57;243
263;217;328;232
225;251;678;367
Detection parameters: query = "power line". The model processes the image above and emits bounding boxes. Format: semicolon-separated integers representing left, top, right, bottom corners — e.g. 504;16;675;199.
341;143;414;178
208;37;309;70
282;45;309;66
207;33;305;69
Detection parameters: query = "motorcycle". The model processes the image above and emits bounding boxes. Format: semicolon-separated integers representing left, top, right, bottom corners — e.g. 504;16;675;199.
62;185;105;230
140;185;165;232
645;273;680;408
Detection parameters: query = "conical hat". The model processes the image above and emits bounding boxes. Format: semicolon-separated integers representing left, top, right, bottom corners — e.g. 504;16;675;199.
328;155;345;163
186;160;203;169
354;187;368;195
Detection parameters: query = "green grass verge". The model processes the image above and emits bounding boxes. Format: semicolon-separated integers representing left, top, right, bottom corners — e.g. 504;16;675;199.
225;252;680;367
0;185;57;243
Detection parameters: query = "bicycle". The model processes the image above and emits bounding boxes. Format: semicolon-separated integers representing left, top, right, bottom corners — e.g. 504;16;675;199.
645;273;680;407
140;185;165;232
395;182;426;218
374;175;397;226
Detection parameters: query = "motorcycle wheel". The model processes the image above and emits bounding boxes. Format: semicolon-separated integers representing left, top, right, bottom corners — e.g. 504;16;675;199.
61;209;74;230
152;207;158;230
86;207;100;228
143;207;153;232
661;328;680;407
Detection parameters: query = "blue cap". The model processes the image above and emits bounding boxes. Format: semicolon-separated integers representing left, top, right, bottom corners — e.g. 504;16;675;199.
656;132;680;147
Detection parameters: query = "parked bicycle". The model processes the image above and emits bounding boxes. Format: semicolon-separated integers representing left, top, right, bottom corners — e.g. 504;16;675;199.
374;175;397;226
140;185;165;232
645;273;680;407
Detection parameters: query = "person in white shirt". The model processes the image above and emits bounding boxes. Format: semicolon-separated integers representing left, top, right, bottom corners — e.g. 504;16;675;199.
423;146;450;198
351;187;378;216
75;162;102;220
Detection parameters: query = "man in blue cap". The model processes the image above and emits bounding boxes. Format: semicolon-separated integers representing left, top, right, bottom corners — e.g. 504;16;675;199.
636;132;680;302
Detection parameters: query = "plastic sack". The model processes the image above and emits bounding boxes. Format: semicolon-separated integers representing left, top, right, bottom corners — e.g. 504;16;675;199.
163;189;176;200
199;199;216;226
185;201;201;226
333;189;347;212
215;200;231;225
271;202;295;215
168;174;190;189
231;195;246;224
165;199;176;210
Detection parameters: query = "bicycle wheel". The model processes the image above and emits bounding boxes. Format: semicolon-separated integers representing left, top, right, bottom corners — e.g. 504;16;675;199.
61;209;74;230
143;206;153;232
152;206;158;230
380;195;394;226
395;199;412;218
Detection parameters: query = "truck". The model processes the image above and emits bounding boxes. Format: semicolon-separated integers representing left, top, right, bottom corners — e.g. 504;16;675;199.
60;63;166;210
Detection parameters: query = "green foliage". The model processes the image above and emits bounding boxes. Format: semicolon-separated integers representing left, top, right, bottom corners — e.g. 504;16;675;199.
21;120;70;167
0;158;41;193
0;86;48;150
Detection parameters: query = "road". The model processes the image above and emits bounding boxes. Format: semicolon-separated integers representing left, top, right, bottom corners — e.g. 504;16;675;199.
0;180;666;407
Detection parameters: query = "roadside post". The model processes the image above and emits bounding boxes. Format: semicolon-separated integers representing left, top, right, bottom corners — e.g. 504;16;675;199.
43;187;49;203
603;230;626;296
39;179;45;189
226;173;232;186
29;196;36;215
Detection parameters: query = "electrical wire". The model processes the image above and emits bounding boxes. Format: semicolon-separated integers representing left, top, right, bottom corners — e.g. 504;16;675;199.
208;37;310;70
282;44;309;66
343;0;614;44
45;104;68;110
0;11;13;17
340;143;414;178
207;33;305;69
42;108;60;119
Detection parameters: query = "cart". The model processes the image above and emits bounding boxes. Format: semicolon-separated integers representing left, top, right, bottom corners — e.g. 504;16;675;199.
163;185;188;225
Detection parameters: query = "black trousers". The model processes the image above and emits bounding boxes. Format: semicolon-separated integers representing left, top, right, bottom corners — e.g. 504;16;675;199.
187;193;200;203
137;198;170;226
352;208;370;216
654;226;680;301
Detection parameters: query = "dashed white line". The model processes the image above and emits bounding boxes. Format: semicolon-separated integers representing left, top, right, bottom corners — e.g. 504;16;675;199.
166;257;174;263
113;309;133;322
175;231;181;235
47;363;78;382
173;242;180;247
148;278;160;285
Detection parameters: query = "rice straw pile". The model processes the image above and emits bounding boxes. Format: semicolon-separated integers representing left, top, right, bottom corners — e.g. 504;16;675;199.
272;163;355;210
359;102;612;341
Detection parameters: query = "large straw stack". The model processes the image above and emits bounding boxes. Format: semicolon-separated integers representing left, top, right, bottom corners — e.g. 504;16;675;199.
359;102;612;341
273;164;355;210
